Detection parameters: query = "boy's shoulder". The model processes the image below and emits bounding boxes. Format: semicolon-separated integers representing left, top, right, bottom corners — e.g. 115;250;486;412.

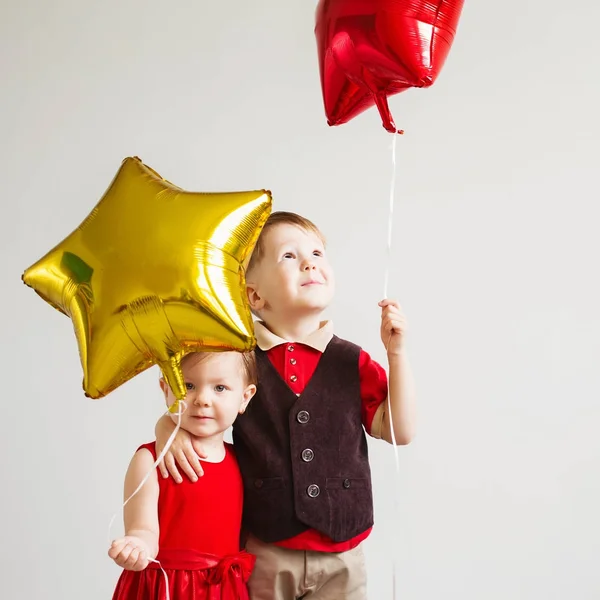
330;335;385;370
329;333;362;353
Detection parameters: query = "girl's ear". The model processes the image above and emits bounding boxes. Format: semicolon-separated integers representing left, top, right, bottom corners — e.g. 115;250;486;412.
159;377;169;399
239;384;257;414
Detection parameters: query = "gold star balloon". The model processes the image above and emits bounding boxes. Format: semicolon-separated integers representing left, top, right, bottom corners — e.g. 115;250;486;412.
22;157;272;405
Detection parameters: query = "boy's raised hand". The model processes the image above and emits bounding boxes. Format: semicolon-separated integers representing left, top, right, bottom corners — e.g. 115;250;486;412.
378;299;407;356
108;536;151;571
155;415;207;483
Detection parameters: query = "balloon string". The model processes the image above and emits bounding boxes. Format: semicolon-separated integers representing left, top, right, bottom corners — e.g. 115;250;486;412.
383;133;397;301
108;401;187;600
383;133;400;467
382;133;403;600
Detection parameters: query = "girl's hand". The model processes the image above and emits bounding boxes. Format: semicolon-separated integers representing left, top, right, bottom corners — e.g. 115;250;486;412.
155;415;207;483
108;536;151;571
378;299;407;356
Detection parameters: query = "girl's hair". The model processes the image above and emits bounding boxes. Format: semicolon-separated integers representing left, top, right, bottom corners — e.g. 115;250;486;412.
238;350;258;385
181;350;257;385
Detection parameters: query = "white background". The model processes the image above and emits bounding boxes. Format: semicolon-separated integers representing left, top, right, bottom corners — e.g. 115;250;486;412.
1;1;599;598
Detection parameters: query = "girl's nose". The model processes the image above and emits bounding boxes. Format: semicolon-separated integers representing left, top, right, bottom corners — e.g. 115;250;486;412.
192;392;211;407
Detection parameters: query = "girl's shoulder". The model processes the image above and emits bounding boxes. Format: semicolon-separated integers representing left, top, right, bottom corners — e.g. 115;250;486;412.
136;441;157;460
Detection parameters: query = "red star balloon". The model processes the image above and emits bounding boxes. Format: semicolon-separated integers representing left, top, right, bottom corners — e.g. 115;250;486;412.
315;0;465;133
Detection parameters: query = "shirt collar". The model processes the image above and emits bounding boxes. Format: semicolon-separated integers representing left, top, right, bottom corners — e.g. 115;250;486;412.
254;320;334;353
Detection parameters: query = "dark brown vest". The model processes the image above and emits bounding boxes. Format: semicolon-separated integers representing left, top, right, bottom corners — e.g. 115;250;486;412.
232;336;374;543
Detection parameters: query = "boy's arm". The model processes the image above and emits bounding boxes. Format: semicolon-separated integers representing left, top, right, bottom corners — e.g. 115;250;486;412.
375;299;417;445
375;349;416;445
155;414;207;482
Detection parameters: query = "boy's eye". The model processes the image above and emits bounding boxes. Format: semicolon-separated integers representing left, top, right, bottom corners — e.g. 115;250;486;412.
282;252;294;259
185;382;195;391
313;250;323;257
214;384;228;393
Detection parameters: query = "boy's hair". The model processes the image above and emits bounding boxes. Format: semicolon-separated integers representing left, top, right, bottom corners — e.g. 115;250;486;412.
246;211;326;275
181;350;258;385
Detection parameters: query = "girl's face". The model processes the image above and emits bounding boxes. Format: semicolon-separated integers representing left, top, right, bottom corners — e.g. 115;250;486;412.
160;352;255;439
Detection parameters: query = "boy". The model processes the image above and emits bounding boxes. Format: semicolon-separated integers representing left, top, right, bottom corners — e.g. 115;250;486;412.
155;211;416;599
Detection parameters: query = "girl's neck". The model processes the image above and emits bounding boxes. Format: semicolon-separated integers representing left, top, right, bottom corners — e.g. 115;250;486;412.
189;432;227;463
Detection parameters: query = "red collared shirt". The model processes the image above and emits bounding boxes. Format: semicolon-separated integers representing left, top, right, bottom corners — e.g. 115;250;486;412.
255;322;387;552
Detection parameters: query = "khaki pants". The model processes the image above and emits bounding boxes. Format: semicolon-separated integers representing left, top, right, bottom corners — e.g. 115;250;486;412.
246;535;367;600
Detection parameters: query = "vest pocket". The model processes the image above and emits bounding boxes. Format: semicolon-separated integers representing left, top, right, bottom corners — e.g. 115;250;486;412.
326;477;369;490
325;478;373;538
250;476;284;491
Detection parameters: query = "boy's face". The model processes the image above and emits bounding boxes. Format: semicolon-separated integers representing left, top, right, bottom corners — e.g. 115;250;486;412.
247;223;334;319
160;353;255;438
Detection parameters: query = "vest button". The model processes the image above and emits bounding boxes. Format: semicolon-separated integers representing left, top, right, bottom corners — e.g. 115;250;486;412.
301;448;314;462
290;374;298;383
343;478;351;489
297;410;310;424
254;479;264;489
287;344;295;352
290;357;297;365
307;484;320;498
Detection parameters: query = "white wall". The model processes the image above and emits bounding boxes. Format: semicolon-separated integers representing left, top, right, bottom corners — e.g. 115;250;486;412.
1;1;599;598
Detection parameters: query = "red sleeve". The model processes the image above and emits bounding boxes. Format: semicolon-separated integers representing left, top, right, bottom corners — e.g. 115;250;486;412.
137;441;157;459
359;350;388;434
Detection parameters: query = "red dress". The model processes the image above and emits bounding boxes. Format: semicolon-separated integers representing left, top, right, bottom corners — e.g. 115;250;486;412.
112;442;255;600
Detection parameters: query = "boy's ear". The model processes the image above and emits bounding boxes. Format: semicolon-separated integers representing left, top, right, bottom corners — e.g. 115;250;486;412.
239;384;257;414
246;284;266;312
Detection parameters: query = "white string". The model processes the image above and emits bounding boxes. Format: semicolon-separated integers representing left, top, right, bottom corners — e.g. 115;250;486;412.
108;400;187;600
383;134;401;471
150;558;171;600
382;133;404;600
383;133;397;301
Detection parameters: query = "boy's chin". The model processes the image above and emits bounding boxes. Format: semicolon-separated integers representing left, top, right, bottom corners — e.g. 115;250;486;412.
271;297;331;317
294;301;330;314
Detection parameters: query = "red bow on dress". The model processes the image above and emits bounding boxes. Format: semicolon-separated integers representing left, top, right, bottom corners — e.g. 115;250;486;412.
149;548;256;600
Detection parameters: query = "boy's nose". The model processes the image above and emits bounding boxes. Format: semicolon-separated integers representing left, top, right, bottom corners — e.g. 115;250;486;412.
301;260;316;271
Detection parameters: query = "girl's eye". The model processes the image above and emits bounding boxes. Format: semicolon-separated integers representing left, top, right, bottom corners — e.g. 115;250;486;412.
185;382;195;391
282;252;294;259
313;250;323;257
215;384;227;393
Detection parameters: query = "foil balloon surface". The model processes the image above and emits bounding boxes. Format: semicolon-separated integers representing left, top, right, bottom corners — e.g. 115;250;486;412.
22;157;272;405
315;0;465;132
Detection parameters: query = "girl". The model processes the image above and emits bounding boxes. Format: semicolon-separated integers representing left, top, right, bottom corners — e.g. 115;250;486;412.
109;351;257;600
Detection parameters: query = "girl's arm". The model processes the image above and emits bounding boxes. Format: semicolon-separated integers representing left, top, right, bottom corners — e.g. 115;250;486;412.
108;449;160;571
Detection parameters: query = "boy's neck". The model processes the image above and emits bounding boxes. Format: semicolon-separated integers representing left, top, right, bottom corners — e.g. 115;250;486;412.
261;312;325;342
